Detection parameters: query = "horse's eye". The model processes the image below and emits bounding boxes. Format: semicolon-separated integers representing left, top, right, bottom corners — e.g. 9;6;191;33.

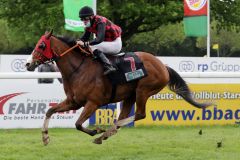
38;42;46;50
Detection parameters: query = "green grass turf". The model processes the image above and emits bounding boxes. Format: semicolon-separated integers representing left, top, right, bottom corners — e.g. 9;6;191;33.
0;125;239;160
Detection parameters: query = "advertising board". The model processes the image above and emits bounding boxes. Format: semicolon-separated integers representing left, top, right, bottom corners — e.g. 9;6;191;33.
1;55;240;127
89;103;134;127
135;84;240;126
159;57;240;83
0;82;88;129
159;57;240;73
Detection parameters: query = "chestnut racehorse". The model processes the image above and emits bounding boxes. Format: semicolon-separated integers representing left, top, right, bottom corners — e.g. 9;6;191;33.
26;31;212;145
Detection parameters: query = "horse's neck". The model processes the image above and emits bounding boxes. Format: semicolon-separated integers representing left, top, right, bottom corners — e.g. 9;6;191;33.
55;53;85;79
51;37;96;80
50;37;81;79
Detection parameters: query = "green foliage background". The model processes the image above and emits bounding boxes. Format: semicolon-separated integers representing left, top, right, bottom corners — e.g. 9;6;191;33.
0;0;240;57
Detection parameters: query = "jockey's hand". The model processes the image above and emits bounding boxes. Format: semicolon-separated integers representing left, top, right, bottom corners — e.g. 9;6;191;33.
76;40;84;46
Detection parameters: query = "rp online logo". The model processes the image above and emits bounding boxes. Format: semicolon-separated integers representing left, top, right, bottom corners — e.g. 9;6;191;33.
0;93;26;114
11;59;27;72
179;61;195;72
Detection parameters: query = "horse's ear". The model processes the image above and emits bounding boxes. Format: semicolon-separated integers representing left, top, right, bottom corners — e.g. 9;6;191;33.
45;29;53;39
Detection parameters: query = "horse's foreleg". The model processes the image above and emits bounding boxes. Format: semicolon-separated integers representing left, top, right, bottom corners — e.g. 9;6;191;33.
75;101;102;136
42;99;78;145
94;96;136;144
134;94;148;121
118;95;136;121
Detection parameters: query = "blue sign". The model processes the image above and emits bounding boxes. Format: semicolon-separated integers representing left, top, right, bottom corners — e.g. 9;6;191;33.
89;103;134;127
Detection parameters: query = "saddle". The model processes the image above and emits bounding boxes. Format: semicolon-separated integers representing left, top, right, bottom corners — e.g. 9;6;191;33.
107;52;148;85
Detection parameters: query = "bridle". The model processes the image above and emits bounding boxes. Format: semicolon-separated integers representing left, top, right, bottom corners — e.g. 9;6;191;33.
33;39;94;80
35;39;93;65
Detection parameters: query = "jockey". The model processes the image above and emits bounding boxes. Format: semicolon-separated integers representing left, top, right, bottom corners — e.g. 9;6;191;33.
76;6;122;75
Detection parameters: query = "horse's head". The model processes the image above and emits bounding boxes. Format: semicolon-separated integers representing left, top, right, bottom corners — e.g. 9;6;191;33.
26;30;55;71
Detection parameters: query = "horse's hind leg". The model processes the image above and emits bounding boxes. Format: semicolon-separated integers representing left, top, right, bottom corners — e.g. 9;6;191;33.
42;99;79;145
118;94;136;121
134;91;148;121
135;87;164;121
93;95;136;144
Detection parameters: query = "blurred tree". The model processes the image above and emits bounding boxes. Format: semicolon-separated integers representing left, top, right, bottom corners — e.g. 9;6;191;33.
0;0;64;52
126;22;206;56
98;0;183;41
0;20;9;53
211;0;240;33
0;0;184;53
0;0;240;57
197;21;240;57
211;29;240;57
126;22;185;55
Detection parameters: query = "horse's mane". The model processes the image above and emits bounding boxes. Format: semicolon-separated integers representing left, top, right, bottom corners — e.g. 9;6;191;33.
55;35;77;47
54;35;84;53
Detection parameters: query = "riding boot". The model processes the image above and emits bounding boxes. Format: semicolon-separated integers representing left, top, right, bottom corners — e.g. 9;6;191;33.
93;50;116;75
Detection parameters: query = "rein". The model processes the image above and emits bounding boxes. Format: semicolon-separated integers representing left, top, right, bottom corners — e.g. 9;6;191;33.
59;44;92;57
53;43;92;81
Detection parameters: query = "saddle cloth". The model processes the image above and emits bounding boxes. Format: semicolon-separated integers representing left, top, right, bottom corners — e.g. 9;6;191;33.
107;52;148;85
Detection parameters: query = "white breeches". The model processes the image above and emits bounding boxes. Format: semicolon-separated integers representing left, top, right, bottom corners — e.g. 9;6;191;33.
90;37;122;55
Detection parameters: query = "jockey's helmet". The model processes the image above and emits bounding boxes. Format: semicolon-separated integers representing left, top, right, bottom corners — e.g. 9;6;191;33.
79;6;94;18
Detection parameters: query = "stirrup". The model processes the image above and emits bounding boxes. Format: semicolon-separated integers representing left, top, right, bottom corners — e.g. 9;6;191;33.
104;66;116;75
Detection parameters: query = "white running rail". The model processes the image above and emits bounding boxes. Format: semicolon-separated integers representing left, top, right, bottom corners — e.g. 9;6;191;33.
0;72;61;79
0;72;240;79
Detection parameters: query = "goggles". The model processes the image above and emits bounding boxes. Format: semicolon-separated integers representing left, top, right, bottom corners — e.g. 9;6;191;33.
80;17;90;21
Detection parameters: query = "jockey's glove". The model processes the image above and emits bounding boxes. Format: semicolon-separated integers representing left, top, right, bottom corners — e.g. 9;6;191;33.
76;40;84;46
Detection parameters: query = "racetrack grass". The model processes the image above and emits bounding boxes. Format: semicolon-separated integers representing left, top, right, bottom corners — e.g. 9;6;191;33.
0;125;239;160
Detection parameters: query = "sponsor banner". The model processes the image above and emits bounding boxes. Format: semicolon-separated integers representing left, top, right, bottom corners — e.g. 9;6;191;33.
1;55;240;127
159;57;240;83
89;104;118;126
184;0;207;16
135;84;240;126
0;82;88;129
0;55;29;72
0;55;61;85
183;0;207;37
183;16;207;37
89;103;134;127
63;0;96;32
1;55;240;73
159;57;240;73
0;55;36;85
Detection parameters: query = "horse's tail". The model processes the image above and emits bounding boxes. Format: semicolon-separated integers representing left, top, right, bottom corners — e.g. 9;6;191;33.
166;66;212;108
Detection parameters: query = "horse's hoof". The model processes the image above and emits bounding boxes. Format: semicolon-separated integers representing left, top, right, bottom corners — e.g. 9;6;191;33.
93;138;102;144
103;137;108;140
96;127;106;134
42;136;50;146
